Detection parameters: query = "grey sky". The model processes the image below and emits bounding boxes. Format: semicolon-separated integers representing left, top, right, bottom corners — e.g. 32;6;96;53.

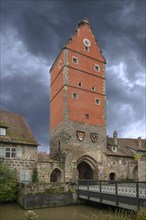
1;0;145;151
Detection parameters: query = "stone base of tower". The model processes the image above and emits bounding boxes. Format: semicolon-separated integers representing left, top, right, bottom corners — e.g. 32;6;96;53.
50;121;107;182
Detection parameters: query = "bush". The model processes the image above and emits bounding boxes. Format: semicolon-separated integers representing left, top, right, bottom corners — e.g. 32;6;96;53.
0;164;17;202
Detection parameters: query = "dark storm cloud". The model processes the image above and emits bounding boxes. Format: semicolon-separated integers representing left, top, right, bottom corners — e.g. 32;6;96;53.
1;68;50;151
1;0;145;151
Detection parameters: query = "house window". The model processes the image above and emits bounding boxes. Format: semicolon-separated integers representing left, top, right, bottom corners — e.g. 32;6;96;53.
72;92;78;99
95;98;100;105
94;64;100;72
6;147;16;158
85;114;89;119
0;147;22;159
72;56;78;64
0;127;6;136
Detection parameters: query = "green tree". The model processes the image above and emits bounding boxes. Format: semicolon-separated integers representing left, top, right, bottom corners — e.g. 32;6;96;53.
134;152;143;161
0;164;17;202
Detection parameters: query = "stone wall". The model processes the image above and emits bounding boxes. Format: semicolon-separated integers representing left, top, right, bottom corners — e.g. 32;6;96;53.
17;182;77;209
50;121;107;182
0;143;37;182
138;157;146;181
106;156;137;180
37;160;63;182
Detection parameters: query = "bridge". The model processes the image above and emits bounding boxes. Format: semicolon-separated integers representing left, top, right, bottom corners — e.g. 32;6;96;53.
77;180;146;210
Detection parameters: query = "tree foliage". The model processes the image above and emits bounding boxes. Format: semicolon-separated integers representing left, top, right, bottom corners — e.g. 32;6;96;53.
0;164;17;202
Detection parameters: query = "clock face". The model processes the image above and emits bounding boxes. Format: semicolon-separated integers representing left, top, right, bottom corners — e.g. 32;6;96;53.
83;38;91;47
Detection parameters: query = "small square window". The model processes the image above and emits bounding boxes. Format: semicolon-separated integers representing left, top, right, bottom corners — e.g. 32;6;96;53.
0;127;6;136
112;146;117;152
94;64;100;72
92;86;96;91
95;98;100;105
78;82;82;87
72;57;78;64
72;92;78;99
84;46;89;52
85;114;89;119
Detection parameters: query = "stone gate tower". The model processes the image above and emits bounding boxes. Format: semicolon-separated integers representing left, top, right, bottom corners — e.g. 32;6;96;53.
50;19;107;182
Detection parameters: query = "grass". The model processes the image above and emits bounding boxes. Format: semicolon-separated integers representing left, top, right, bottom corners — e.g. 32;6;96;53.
87;207;146;220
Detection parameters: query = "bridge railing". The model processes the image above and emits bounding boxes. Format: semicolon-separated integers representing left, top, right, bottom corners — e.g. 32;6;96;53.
77;179;146;210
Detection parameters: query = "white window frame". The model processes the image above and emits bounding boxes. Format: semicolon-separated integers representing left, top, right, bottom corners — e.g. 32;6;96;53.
95;98;100;105
112;146;117;152
6;147;16;158
72;56;78;64
0;147;22;159
72;92;78;99
94;64;100;72
0;127;6;136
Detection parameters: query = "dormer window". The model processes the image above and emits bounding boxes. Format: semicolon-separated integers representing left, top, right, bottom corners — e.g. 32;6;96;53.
0;127;6;136
112;146;117;152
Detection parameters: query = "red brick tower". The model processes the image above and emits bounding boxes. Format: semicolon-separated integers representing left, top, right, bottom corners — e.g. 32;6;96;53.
50;19;107;181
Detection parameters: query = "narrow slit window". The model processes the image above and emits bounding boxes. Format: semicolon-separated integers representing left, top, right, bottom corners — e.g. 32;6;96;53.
58;60;62;69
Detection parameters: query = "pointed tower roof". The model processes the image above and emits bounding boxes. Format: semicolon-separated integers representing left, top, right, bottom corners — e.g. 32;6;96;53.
65;19;106;63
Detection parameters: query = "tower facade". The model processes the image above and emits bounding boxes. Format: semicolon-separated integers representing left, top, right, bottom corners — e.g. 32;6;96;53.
50;19;107;181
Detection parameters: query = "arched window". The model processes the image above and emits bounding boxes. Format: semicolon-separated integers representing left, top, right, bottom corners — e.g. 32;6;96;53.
50;168;62;182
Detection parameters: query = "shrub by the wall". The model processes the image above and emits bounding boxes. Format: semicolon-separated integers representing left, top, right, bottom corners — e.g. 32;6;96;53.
0;164;17;202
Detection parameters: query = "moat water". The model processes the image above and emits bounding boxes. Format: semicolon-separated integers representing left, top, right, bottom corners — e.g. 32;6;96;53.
0;203;101;220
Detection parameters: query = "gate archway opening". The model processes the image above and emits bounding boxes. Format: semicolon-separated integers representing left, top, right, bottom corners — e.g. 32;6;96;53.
50;168;62;182
109;172;116;180
77;161;93;179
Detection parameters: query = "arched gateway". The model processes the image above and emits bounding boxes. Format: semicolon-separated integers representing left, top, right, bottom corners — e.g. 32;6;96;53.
77;161;93;179
77;156;97;179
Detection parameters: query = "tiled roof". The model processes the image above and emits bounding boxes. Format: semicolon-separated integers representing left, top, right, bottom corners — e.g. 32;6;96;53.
0;110;38;146
107;137;146;157
37;152;50;161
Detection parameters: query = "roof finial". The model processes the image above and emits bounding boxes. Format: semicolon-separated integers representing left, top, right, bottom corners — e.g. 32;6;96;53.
78;18;89;27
